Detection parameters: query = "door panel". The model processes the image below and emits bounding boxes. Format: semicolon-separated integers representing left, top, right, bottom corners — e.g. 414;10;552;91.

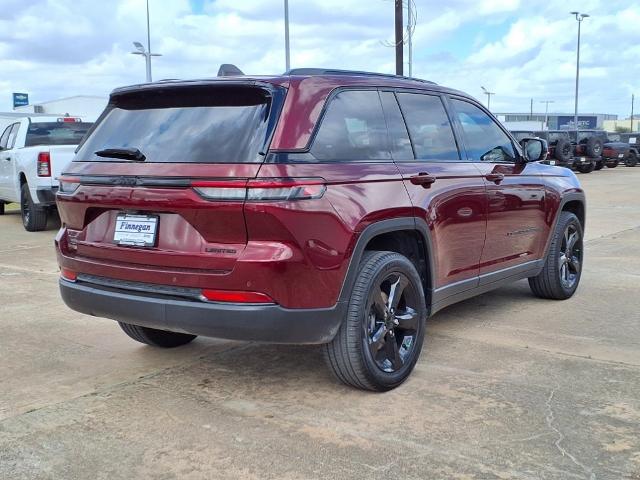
390;91;487;290
449;97;547;277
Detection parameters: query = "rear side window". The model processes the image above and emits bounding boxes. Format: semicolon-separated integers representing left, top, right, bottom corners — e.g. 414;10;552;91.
379;91;413;160
7;123;20;149
0;125;12;149
451;99;516;163
311;90;390;161
77;86;274;163
25;122;92;147
396;93;460;161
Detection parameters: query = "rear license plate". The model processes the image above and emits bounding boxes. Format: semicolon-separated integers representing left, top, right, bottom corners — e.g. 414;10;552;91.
618;153;624;158
114;214;158;247
580;157;587;162
549;160;556;166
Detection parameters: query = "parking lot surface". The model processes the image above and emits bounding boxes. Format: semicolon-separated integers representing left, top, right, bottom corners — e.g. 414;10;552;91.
1;168;639;480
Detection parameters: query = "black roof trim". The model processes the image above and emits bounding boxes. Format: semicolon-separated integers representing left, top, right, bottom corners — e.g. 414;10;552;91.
285;68;437;85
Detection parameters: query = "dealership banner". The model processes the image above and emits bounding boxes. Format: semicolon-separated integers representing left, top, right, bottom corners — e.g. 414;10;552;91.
557;115;597;129
12;93;29;108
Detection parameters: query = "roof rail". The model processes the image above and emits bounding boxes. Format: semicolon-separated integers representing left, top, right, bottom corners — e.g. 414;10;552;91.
285;68;436;85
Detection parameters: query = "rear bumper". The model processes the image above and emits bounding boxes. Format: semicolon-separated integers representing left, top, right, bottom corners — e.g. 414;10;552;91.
59;278;346;344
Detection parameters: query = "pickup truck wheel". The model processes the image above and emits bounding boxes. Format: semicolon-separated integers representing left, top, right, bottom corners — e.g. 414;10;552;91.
118;322;197;348
529;212;583;300
20;183;48;232
605;159;619;168
576;162;595;174
323;251;427;391
625;152;638;167
0;202;4;215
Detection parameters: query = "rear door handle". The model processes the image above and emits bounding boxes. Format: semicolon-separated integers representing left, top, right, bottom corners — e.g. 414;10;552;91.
409;172;436;188
485;173;505;183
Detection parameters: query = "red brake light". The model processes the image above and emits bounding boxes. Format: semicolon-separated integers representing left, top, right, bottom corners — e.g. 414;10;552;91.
201;289;274;304
58;117;81;123
37;152;51;177
60;268;77;282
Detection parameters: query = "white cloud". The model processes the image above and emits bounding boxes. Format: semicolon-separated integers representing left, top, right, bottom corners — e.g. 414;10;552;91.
0;0;638;118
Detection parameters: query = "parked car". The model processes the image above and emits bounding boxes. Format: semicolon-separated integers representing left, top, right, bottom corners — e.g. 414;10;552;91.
55;68;585;391
509;130;594;173
608;132;639;167
0;116;93;230
569;129;631;170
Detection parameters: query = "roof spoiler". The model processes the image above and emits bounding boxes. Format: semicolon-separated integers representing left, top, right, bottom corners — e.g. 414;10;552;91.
217;64;244;77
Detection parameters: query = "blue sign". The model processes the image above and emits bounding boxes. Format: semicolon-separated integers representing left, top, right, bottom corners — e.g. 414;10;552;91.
557;115;597;130
12;92;29;108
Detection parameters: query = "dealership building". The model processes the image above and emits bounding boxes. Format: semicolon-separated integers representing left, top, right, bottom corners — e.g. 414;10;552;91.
496;112;618;130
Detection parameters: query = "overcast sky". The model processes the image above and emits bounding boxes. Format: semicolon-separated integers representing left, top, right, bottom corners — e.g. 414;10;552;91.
1;0;639;116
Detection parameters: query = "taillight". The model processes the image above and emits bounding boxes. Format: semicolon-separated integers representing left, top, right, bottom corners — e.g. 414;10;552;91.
192;178;326;202
37;152;51;177
66;228;81;251
58;176;81;194
60;268;77;282
200;289;274;304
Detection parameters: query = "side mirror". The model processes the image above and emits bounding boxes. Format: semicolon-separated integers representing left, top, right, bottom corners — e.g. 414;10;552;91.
519;137;548;162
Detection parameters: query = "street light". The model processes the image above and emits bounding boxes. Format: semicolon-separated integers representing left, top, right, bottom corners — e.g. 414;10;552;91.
540;100;554;130
570;11;589;137
131;0;162;82
481;86;495;111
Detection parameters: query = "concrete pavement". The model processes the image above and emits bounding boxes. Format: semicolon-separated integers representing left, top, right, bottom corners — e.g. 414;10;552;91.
1;167;639;479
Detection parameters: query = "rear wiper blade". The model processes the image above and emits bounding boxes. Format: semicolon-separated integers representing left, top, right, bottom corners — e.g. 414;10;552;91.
95;147;146;162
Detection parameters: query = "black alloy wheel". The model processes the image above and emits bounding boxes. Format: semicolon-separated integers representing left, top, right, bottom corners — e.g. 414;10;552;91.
365;272;420;373
558;223;582;291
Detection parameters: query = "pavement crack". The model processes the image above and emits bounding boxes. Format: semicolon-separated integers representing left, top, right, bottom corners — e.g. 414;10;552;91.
545;388;596;480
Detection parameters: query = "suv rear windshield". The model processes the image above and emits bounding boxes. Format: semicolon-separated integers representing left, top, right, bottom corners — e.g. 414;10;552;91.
76;85;275;164
25;122;92;147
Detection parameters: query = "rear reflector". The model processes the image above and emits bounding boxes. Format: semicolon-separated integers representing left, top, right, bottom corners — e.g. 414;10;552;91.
60;268;77;282
201;289;274;304
37;152;51;177
192;178;326;202
58;176;81;194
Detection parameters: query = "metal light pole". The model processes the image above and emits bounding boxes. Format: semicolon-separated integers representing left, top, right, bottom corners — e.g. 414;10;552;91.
284;0;290;71
481;86;495;111
570;11;589;136
540;100;554;130
131;0;162;82
631;94;635;132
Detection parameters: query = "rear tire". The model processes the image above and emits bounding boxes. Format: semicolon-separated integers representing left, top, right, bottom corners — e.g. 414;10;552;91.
605;159;619;168
529;212;583;300
576;162;595;174
323;251;427;391
624;152;638;167
594;160;604;171
0;202;5;215
118;322;197;348
20;183;47;232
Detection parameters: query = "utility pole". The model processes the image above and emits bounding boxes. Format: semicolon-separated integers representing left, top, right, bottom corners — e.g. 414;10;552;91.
631;94;635;132
540;100;554;130
571;11;589;136
284;0;290;71
407;0;412;77
395;0;403;76
530;98;533;120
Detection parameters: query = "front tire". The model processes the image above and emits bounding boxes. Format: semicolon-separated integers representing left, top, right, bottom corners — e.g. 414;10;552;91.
625;152;638;167
20;183;48;232
118;322;197;348
529;212;583;300
323;251;427;391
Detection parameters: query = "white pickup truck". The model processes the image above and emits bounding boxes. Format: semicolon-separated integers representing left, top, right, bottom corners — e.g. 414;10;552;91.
0;116;92;231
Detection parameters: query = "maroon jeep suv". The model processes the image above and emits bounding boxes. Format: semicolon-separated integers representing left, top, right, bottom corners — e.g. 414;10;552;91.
55;69;585;391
